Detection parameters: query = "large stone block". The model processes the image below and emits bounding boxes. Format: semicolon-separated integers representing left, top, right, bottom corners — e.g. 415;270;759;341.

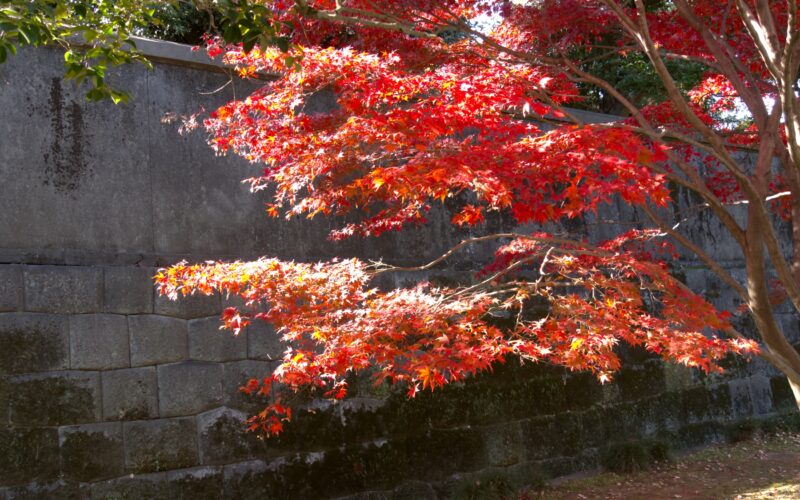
197;407;268;465
59;422;124;481
222;360;273;413
86;472;166;499
0;265;23;312
189;317;247;362
0;427;60;485
615;362;666;402
728;378;755;418
158;362;223;417
128;315;188;366
104;266;155;314
165;466;224;498
7;371;100;425
2;480;80;499
69;314;129;370
522;413;582;461
748;375;774;415
101;367;158;420
123;417;198;473
154;292;220;319
246;320;283;361
0;313;69;375
24;266;102;314
483;421;525;467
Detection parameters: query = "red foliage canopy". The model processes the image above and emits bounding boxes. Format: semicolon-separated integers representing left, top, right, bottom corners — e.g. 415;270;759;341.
157;0;800;434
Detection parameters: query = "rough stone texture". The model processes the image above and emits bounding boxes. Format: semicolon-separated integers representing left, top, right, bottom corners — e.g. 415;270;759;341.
0;313;69;375
197;407;268;465
6;371;100;425
85;472;167;499
165;466;224;498
154;293;221;320
1;479;81;499
222;360;273;413
123;418;198;473
59;422;124;481
104;266;154;314
748;375;775;415
101;367;158;421
483;422;525;467
128;315;188;366
246;320;283;361
189;316;247;362
158;362;224;417
0;427;60;485
0;266;23;312
729;378;756;418
69;314;129;370
23;266;102;314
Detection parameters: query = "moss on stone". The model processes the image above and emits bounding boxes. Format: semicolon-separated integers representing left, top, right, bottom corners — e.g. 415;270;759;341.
616;362;666;402
7;375;95;426
0;427;60;485
0;325;66;375
61;430;123;481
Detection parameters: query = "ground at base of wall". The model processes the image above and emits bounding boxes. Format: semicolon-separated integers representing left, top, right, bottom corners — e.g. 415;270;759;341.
533;432;800;499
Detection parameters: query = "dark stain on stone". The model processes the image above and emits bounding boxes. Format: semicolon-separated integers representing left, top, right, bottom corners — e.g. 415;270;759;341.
42;78;92;192
0;324;66;375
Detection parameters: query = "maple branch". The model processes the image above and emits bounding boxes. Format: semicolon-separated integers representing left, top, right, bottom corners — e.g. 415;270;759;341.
640;205;747;301
371;232;601;276
292;0;439;39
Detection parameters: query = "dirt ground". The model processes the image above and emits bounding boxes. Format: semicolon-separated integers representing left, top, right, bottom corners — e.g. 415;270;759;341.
532;433;800;500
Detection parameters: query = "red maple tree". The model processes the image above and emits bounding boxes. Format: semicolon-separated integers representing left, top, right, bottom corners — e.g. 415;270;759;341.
155;0;800;435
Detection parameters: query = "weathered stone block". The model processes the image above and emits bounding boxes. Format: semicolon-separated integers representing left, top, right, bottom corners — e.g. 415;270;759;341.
0;266;23;312
7;371;100;425
222;360;273;413
165;466;224;498
748;375;774;415
246;320;283;361
24;266;102;314
189;317;247;362
69;314;129;370
158;362;223;417
59;422;124;481
564;372;603;411
104;266;154;314
0;313;69;375
0;427;60;485
728;378;755;418
663;363;694;392
2;480;80;499
483;421;525;467
86;471;166;499
198;407;268;465
101;367;158;420
154;292;220;319
128;315;188;366
123;418;198;473
616;362;666;401
522;413;582;460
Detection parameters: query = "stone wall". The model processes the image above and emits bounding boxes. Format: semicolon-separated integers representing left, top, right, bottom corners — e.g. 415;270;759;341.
0;40;798;499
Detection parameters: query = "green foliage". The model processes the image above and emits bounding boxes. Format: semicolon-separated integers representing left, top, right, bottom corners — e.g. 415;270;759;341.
0;0;163;103
0;1;291;103
600;439;671;473
138;1;220;45
577;51;706;114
